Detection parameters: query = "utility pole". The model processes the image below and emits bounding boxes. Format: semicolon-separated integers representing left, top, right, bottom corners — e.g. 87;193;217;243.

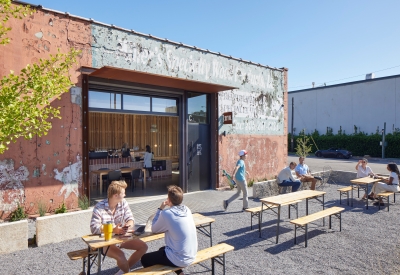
291;97;294;152
382;122;386;159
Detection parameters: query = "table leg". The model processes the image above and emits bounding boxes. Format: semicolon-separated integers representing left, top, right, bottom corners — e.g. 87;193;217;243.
366;183;369;210
97;248;101;274
275;205;281;244
306;198;309;215
322;194;325;226
351;184;353;207
99;173;105;194
87;246;91;275
259;203;264;238
142;169;146;190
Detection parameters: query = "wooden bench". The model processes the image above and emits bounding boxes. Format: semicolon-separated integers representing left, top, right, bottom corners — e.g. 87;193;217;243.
245;200;302;231
67;249;95;275
337;186;353;205
125;243;234;275
290;206;345;247
376;191;394;211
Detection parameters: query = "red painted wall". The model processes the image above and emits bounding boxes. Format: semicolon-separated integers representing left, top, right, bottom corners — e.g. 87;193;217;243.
218;69;289;187
0;6;91;216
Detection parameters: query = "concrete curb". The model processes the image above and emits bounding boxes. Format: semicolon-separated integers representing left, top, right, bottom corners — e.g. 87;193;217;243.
36;208;93;247
0;220;28;254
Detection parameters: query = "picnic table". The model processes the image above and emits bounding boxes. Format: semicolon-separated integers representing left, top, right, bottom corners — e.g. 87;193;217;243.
81;213;214;275
350;176;386;209
260;190;326;243
91;167;147;193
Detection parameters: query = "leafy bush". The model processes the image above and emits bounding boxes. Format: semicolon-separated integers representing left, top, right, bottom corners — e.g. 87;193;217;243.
9;203;27;222
288;132;400;158
37;199;47;217
78;195;90;210
54;202;67;214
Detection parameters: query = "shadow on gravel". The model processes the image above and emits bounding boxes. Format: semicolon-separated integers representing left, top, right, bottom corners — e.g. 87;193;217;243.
264;227;326;254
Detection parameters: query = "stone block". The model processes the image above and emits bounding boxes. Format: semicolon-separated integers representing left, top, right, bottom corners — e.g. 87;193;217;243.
36;208;92;246
0;220;28;254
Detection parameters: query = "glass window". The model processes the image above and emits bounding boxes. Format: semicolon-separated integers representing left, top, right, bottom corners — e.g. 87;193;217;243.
188;93;208;124
123;95;150;111
89;91;121;109
152;98;177;113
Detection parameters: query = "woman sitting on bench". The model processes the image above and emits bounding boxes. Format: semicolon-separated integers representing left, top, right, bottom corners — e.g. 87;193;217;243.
368;163;400;206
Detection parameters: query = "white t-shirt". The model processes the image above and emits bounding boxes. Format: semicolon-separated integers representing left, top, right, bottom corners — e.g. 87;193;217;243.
389;171;399;185
277;166;298;183
357;166;373;178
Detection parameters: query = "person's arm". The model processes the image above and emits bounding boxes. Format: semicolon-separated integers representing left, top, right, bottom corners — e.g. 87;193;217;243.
355;160;362;171
295;167;303;179
367;166;374;177
122;200;134;229
231;164;240;179
151;200;169;233
90;208;103;235
288;169;297;181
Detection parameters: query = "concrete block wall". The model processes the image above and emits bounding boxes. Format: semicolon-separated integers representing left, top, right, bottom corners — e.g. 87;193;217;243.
36;209;93;246
0;220;28;254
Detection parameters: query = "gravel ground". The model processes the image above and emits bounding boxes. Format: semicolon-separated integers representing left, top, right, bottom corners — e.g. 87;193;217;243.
2;183;400;275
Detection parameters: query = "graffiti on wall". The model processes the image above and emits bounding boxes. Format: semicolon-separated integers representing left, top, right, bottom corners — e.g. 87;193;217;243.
91;24;280;92
54;155;82;199
219;89;284;135
0;159;29;212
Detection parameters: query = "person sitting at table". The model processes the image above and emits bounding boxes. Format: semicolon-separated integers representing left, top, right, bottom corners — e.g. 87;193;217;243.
367;163;400;206
357;158;376;200
141;185;197;275
356;158;375;178
295;156;319;190
277;162;301;192
90;180;148;275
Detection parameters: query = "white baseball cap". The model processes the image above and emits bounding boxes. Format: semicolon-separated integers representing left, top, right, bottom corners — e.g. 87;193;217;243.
239;150;248;156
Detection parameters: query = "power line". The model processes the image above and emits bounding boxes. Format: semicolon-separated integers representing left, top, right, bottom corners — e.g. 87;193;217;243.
289;64;400;90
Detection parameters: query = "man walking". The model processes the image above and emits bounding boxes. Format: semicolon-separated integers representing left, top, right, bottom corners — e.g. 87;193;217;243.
223;149;250;211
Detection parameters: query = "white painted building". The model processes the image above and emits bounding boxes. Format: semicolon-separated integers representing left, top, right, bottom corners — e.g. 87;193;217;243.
288;74;400;135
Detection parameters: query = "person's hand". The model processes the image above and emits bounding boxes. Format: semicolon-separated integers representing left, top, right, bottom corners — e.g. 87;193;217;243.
159;200;168;210
114;223;128;235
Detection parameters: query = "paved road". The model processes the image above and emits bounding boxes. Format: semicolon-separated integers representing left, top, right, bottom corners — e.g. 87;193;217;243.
288;155;399;175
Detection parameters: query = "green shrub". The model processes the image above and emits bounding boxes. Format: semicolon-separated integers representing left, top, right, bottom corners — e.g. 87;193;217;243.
78;195;90;210
37;199;47;217
9;203;27;222
288;132;400;158
54;202;67;214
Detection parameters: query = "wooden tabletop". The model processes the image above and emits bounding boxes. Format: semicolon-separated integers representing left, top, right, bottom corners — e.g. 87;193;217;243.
350;176;382;185
82;213;215;250
260;190;326;206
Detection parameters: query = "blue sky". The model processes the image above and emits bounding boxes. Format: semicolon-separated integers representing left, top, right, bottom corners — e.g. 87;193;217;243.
26;0;400;91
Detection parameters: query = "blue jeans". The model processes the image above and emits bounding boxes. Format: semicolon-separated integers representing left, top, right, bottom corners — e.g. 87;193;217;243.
279;180;301;192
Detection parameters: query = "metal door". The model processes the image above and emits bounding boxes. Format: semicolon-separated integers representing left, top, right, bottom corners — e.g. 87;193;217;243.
187;123;210;191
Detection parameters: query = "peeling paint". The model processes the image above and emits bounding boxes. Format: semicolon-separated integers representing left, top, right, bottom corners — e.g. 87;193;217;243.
45;140;51;145
54;155;82;199
35;31;43;39
33;167;40;177
0;159;29;213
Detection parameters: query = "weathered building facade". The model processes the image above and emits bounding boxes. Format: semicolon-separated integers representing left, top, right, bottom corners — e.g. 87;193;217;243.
0;2;288;216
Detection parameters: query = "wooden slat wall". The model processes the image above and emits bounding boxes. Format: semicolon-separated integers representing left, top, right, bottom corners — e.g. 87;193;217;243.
89;112;179;157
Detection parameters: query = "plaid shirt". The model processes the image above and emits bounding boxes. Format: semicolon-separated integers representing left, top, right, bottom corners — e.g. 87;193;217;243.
90;199;134;234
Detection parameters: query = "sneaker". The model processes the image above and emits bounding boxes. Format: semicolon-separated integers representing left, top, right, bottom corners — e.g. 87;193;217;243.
114;269;124;275
223;200;229;211
147;177;152;181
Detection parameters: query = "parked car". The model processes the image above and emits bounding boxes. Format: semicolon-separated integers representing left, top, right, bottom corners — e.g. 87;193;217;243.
314;148;352;159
